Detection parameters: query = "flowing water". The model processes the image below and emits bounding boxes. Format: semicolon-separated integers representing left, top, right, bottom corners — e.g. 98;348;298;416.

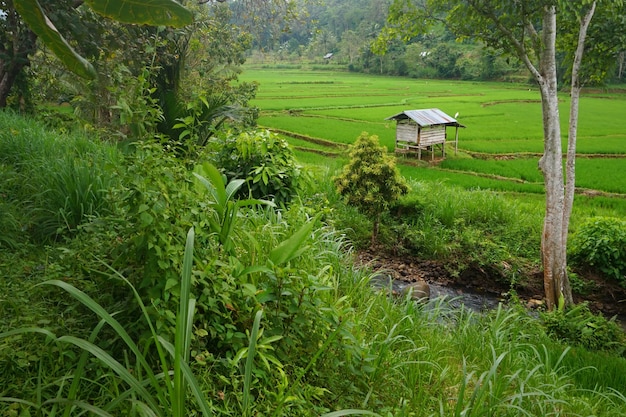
370;274;503;313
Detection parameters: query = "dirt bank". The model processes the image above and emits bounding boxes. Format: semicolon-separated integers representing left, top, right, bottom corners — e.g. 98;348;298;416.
356;249;626;320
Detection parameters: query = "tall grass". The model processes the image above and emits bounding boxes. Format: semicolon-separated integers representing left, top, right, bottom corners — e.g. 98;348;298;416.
3;111;626;416
0;111;120;241
0;228;213;416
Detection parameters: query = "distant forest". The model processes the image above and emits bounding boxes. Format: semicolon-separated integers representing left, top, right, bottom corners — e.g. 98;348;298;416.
233;0;625;84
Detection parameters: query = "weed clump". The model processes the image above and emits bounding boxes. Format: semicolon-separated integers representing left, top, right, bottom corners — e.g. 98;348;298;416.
542;302;626;355
569;216;626;285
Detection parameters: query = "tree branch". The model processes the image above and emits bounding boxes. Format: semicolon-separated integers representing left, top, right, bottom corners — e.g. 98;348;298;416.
467;0;542;82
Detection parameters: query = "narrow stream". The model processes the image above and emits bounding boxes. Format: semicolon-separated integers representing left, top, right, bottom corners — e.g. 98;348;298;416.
370;274;502;313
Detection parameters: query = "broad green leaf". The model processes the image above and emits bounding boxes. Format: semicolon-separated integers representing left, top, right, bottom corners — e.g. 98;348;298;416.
194;163;226;206
14;0;97;79
269;215;320;266
85;0;193;27
236;265;273;278
225;179;246;202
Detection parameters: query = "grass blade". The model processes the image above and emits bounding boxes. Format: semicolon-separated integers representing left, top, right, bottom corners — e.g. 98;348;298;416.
40;280;163;396
243;310;263;417
269;215;319;266
62;319;107;417
174;227;194;417
56;335;161;414
320;410;381;417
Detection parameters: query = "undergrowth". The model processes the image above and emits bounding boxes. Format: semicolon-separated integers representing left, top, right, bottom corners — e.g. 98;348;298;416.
2;111;626;416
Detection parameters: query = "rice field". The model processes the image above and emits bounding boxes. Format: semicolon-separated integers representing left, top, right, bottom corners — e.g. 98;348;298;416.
240;66;626;198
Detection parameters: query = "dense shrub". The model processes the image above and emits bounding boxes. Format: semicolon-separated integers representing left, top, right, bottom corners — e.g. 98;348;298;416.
212;130;305;205
569;217;626;285
334;132;408;245
542;303;626;355
115;142;344;364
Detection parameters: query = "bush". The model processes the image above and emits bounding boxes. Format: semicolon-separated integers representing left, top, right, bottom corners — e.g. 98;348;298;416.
212;130;305;205
569;217;626;285
542;303;626;355
334;132;408;245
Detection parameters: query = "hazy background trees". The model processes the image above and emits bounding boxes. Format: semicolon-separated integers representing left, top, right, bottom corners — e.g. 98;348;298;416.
3;0;624;134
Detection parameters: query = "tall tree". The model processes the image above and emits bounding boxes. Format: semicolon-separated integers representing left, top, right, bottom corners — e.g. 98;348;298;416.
377;0;625;309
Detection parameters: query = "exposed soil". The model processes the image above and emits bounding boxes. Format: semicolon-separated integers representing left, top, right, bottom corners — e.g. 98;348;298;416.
356;249;626;320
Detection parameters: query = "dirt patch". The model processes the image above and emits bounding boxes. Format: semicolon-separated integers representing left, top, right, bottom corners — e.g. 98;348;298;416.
356;249;626;319
572;269;626;319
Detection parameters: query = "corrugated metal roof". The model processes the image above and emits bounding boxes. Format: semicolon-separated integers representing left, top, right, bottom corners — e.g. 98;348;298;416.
386;108;464;127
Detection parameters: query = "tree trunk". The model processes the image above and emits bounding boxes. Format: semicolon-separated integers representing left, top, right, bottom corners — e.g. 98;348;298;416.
371;213;380;248
536;6;572;310
0;6;37;108
561;2;596;307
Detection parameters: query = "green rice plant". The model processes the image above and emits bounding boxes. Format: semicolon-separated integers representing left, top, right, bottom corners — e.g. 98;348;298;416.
440;157;626;194
440;157;544;184
0;228;214;416
575;158;626;194
244;66;625;157
258;115;396;151
397;164;545;194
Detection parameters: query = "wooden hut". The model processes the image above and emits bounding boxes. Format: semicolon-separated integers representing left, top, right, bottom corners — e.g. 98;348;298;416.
386;108;464;160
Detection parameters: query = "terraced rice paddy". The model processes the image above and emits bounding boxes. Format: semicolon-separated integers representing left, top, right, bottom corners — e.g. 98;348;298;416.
240;66;626;199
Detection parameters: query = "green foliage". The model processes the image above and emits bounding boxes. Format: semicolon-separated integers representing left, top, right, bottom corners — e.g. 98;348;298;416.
193;161;273;254
569;216;626;284
213;129;306;205
542;302;626;355
5;113;626;416
0;111;120;241
14;0;192;79
116;140;197;304
334;132;408;242
0;228;213;416
168;91;257;155
109;66;164;141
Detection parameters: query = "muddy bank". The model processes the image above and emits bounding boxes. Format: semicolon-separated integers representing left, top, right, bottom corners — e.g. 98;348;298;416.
357;250;626;319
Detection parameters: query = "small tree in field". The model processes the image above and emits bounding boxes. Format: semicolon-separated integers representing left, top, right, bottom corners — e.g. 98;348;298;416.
334;132;408;247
